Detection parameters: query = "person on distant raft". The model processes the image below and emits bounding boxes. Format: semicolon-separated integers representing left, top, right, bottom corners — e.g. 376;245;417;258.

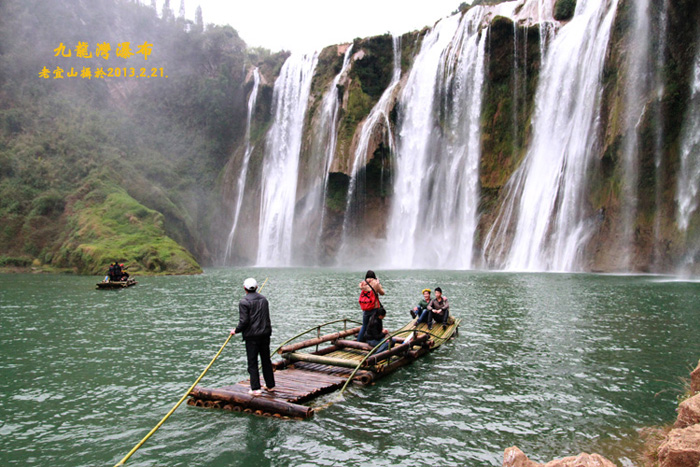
357;270;385;342
119;263;129;281
112;261;123;281
410;288;432;323
230;278;275;396
427;287;450;330
106;262;116;282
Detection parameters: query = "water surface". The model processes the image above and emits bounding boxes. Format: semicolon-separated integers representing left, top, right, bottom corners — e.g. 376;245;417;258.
1;269;698;466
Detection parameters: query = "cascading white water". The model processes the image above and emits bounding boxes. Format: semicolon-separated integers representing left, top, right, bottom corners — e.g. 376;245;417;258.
486;0;619;272
256;53;318;266
224;68;260;262
294;45;354;264
652;0;669;267
338;36;401;260
385;8;488;269
619;0;652;268
677;45;700;233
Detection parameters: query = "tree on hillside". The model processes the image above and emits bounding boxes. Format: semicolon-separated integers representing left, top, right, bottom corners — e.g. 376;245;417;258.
195;5;203;31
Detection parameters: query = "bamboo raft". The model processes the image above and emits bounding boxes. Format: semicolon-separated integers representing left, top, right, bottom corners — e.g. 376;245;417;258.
187;316;461;419
96;278;137;289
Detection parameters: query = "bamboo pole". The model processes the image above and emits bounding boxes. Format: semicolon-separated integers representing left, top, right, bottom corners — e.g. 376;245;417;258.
278;327;361;354
335;339;374;351
282;352;375;370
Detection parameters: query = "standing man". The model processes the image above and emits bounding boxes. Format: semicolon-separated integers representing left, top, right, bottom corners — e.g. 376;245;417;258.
230;277;275;396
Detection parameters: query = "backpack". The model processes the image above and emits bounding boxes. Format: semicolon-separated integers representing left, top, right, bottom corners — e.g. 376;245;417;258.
358;290;376;311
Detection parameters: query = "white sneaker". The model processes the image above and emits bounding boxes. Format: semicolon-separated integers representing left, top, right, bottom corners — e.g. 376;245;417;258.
248;389;262;396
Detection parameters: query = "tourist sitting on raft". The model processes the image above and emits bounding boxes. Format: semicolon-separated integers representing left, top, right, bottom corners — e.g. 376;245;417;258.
410;288;432;320
119;263;129;281
357;270;385;342
364;307;393;353
414;287;450;330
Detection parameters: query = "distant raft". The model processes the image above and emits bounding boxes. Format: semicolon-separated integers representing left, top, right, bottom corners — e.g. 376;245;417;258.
188;316;460;419
96;278;137;289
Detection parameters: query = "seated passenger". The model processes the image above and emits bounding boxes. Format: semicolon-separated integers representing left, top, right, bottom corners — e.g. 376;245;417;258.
410;288;431;320
365;308;392;353
427;287;450;330
119;263;129;281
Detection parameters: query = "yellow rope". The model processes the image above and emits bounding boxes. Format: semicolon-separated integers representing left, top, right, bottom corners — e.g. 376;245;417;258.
113;277;268;466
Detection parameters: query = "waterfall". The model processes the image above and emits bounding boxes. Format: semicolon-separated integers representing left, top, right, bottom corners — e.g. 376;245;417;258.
652;0;669;268
256;53;318;266
294;45;354;264
385;8;488;269
485;0;619;272
677;45;700;233
338;36;401;262
619;0;653;269
224;68;260;262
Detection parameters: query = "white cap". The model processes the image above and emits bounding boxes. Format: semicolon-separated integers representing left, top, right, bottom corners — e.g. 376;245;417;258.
243;277;258;291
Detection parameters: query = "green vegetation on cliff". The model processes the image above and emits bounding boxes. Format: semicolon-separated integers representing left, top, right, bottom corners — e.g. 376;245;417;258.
55;175;201;275
0;0;250;274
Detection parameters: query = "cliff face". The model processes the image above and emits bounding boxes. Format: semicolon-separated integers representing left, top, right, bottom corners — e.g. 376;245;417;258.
221;0;700;273
1;0;699;274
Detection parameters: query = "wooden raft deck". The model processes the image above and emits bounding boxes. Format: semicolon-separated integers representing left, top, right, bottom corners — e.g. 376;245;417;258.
96;279;137;289
188;317;460;419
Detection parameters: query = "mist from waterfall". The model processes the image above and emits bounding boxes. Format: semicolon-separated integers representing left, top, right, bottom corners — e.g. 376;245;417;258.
338;36;401;263
676;43;700;274
619;0;652;269
652;0;669;268
385;8;488;269
677;45;700;233
485;0;619;272
256;53;318;266
224;68;260;262
294;45;354;264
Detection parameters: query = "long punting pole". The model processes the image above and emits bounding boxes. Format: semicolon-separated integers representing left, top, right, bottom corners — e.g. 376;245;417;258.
113;277;268;466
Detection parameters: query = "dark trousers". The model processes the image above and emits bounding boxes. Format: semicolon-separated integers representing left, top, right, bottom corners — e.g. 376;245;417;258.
244;335;275;390
430;308;449;326
357;309;374;342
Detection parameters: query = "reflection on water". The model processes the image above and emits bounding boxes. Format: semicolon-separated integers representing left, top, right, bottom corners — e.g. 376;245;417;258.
0;270;698;466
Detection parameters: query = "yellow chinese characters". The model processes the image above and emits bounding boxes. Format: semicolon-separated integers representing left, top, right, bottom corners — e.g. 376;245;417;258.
51;41;154;60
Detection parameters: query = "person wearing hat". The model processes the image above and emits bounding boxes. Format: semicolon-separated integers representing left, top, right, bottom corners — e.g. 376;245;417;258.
427;287;450;330
230;277;275;396
410;288;432;322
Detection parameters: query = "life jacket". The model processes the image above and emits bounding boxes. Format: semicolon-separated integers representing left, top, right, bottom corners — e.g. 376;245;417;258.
359;289;376;311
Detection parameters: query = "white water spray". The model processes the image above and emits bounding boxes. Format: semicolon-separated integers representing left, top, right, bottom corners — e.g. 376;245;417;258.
486;0;619;272
338;36;401;260
677;45;700;233
256;53;318;266
385;8;488;269
224;68;260;262
294;45;354;263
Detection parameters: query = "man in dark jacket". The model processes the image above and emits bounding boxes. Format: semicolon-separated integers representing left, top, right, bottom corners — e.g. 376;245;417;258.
230;277;275;396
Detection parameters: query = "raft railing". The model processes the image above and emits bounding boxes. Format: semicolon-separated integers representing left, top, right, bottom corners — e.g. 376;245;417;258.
337;327;450;397
270;318;362;357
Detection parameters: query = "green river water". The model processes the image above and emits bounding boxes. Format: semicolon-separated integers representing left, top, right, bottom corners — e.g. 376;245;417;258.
0;269;698;466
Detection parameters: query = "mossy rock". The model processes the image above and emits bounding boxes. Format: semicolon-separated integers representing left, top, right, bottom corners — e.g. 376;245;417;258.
53;176;202;275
